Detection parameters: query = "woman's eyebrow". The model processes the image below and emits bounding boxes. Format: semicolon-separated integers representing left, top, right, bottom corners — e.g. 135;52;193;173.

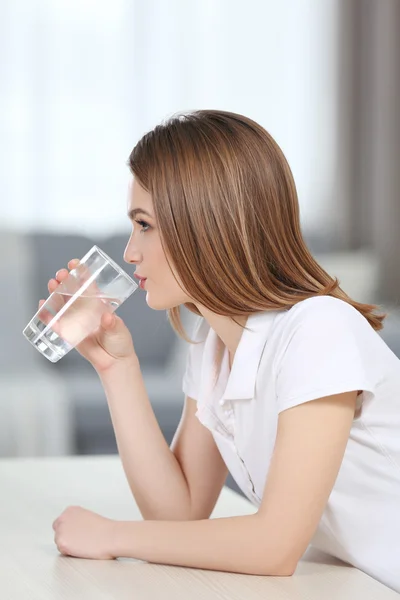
128;208;153;219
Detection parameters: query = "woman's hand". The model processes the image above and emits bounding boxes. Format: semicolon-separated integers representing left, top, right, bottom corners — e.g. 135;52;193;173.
52;506;117;560
39;259;137;373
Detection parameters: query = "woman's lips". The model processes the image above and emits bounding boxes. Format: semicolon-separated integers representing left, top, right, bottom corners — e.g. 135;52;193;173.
134;274;147;289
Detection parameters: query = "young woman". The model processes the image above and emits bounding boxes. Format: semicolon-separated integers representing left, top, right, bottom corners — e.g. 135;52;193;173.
49;110;400;593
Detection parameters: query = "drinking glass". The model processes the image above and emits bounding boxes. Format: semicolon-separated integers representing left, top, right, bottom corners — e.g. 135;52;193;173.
22;245;137;362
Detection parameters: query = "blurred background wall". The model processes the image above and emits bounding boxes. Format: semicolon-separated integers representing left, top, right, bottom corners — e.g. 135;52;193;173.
0;0;399;496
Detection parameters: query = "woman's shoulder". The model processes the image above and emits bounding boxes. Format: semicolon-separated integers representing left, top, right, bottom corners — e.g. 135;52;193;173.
270;296;374;347
285;295;363;325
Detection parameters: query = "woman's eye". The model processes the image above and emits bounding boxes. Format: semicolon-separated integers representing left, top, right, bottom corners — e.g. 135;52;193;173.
134;219;150;233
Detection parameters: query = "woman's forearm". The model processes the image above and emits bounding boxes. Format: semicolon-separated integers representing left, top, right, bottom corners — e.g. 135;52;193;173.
111;514;296;577
98;357;192;520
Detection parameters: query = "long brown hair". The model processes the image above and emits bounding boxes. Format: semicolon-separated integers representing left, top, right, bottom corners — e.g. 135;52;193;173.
127;109;386;340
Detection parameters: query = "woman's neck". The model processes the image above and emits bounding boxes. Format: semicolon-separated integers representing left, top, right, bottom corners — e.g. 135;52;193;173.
195;305;248;363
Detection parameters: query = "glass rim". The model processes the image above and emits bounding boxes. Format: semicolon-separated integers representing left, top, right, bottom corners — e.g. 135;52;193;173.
84;245;137;288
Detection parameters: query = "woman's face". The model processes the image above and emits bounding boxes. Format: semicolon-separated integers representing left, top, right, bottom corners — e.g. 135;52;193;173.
124;176;191;310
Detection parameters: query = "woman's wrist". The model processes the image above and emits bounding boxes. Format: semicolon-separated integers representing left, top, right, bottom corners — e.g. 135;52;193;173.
96;352;140;379
109;520;138;559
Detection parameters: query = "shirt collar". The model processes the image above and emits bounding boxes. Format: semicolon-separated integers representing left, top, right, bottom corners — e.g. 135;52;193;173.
221;310;279;402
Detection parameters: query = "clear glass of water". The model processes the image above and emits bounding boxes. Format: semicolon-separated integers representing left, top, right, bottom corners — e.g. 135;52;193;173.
22;245;138;363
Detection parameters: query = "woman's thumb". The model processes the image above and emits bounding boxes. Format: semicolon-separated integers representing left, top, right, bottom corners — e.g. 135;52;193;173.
101;312;116;331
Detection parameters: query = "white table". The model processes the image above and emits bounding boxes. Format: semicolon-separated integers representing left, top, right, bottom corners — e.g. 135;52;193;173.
0;455;398;599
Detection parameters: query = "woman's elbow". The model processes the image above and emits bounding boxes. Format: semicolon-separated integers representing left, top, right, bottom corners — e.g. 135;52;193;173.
272;562;297;577
253;555;298;577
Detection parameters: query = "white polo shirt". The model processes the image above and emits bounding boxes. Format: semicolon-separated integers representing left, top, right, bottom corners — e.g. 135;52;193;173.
182;296;400;593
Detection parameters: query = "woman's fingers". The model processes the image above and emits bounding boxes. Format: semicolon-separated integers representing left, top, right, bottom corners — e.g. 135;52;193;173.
37;299;54;326
68;259;80;270
68;259;100;297
37;259;81;337
55;268;70;283
47;260;79;294
48;278;59;293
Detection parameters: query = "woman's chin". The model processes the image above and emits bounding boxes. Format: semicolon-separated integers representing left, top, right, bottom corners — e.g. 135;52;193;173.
145;294;168;311
145;293;183;311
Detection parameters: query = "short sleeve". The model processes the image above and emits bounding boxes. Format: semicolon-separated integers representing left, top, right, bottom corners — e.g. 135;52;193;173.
182;317;208;400
275;298;376;413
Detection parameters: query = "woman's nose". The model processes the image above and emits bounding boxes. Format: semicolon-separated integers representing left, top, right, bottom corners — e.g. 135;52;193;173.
123;238;142;265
